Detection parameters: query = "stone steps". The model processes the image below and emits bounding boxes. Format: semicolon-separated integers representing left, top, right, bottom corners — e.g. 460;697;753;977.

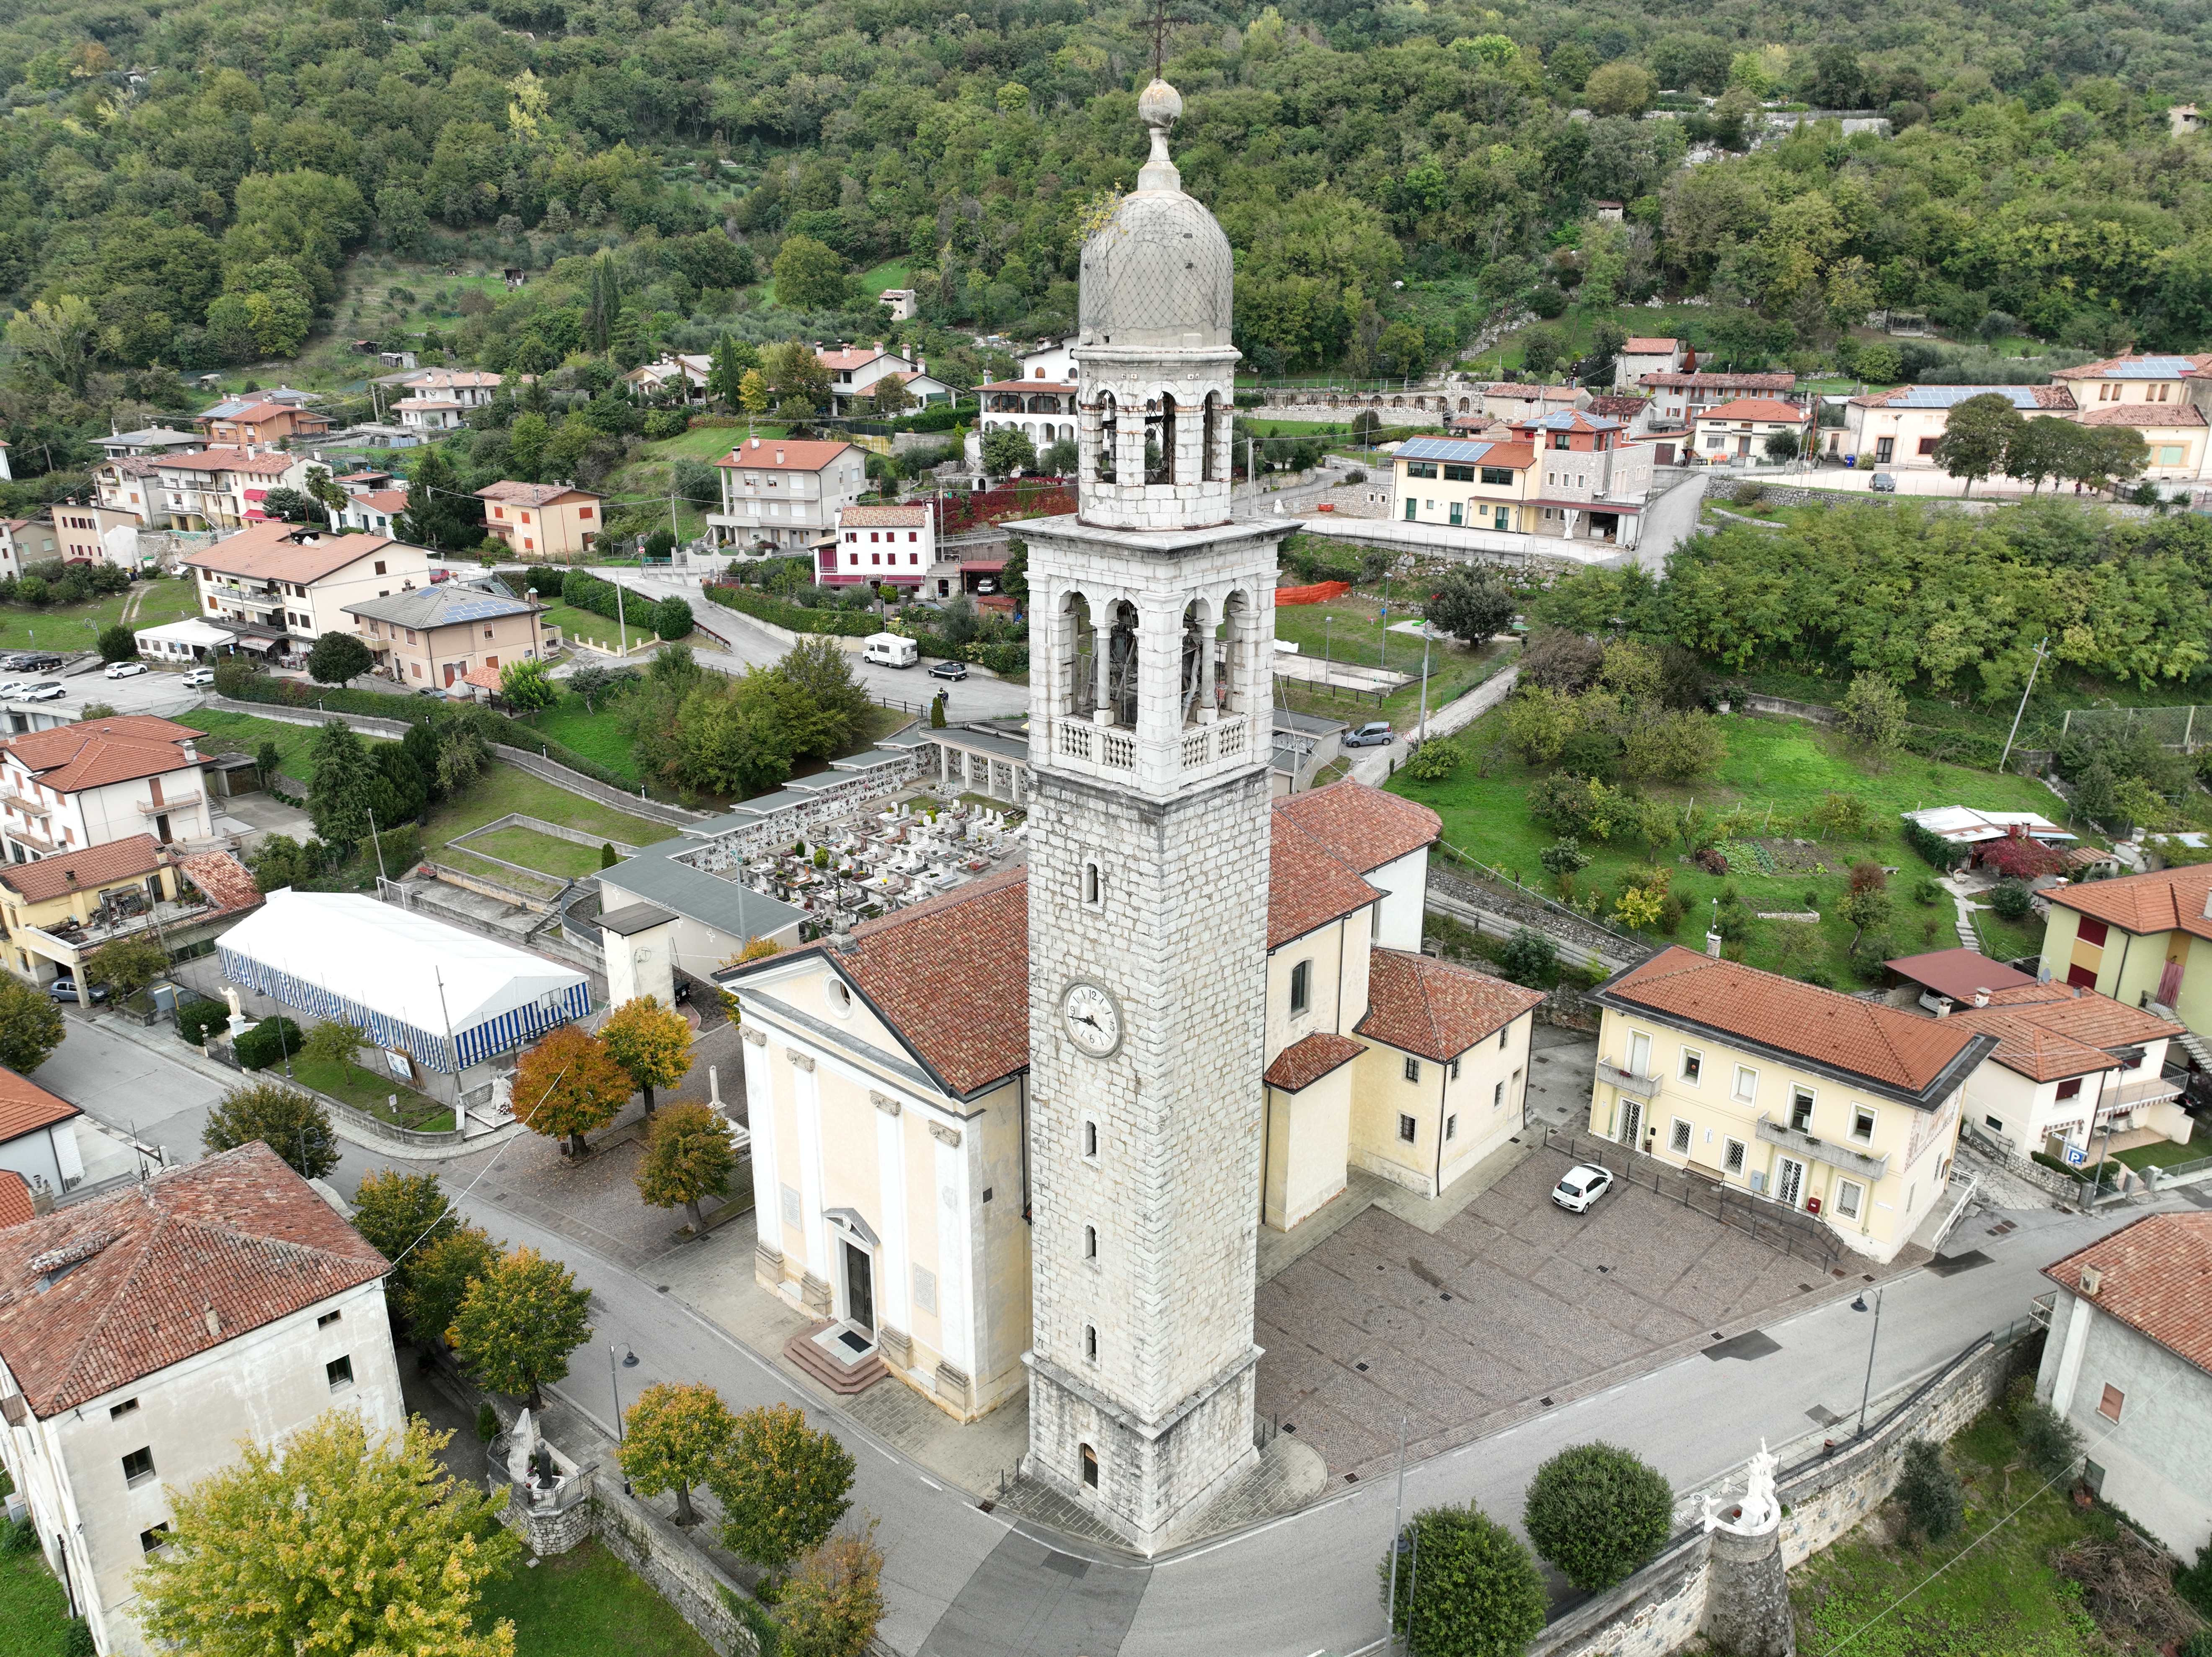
782;1321;887;1395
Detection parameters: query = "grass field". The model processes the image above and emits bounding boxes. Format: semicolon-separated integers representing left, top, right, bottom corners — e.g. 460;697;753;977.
2114;1137;2209;1172
1272;591;1514;728
0;573;204;656
424;762;676;856
464;824;618;880
530;691;643;779
1791;1405;2142;1655
293;1055;455;1132
641;424;783;461
189;707;387;774
1391;710;2069;984
474;1540;717;1657
540;604;661;653
0;1545;77;1657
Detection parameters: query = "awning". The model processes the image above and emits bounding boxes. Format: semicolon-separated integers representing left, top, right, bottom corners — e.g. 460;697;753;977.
235;635;281;652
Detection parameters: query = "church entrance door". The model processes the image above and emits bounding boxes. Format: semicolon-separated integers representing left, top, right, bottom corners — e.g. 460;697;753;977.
842;1239;875;1334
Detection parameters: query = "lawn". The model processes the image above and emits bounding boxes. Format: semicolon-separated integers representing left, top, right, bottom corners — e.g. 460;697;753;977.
530;692;643;779
292;1055;455;1132
423;761;676;858
2113;1137;2210;1172
1792;1404;2168;1655
464;824;618;880
540;603;664;653
1272;590;1515;729
473;1540;717;1657
0;573;204;656
639;423;781;461
190;708;390;780
1391;710;2071;985
0;1545;78;1657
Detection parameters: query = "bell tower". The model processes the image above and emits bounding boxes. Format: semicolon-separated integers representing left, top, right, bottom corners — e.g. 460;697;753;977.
1018;79;1294;1554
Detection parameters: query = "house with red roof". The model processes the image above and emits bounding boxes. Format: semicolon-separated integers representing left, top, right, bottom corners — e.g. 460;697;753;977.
0;830;257;989
0;718;215;862
1588;945;2000;1259
0;1066;83;1210
0;1143;402;1657
1945;983;2189;1161
1690;396;1815;464
827;501;935;586
1614;337;1684;387
709;436;868;551
714;780;1546;1422
2033;1213;2212;1554
475;480;603;560
2040;863;2212;1048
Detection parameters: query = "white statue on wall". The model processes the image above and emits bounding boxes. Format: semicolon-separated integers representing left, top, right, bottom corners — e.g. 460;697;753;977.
1703;1440;1781;1537
506;1407;536;1486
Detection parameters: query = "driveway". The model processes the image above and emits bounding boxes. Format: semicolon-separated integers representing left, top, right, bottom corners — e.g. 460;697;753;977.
1621;472;1708;576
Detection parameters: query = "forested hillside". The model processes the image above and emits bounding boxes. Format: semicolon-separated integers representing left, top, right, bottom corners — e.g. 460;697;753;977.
4;0;2212;477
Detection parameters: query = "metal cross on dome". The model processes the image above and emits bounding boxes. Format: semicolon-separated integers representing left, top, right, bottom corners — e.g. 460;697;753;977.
1142;0;1181;80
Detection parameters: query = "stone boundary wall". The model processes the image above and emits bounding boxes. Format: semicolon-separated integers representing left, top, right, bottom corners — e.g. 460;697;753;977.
455;812;643;857
1429;863;1645;970
586;1473;763;1657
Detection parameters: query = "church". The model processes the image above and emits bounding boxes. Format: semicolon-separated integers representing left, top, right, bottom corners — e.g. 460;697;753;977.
717;78;1543;1556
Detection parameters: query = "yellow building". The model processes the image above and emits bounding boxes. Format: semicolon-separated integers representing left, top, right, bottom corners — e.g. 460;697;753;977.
2041;863;2212;1044
1587;946;1995;1261
1393;436;1538;531
0;834;183;983
474;482;605;560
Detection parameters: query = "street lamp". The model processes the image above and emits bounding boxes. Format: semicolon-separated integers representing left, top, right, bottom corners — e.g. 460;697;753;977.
610;1343;638;1489
1852;1288;1885;1438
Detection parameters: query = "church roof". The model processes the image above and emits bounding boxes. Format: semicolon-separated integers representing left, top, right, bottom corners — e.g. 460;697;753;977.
836;870;1031;1098
1271;780;1441;876
1357;950;1545;1061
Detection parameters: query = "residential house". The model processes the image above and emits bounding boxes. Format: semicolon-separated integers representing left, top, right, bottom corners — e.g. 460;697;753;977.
394;368;504;408
334;468;397;496
826;502;935;586
0;518;55;575
2034;1213;2212;1557
1841;385;2080;468
1019;338;1078;385
93;459;162;527
1392;436;1538;533
2039;865;2212;1044
1614;338;1685;387
624;354;712;403
337;489;408;535
95;428;200;464
708;436;868;550
475;481;603;560
976;379;1078;449
713;780;1543;1422
0;834;254;989
0;718;217;861
2079;403;2209;482
817;345;943;415
390;396;469;433
144;449;314;531
0;1069;83;1211
185;521;433;654
1478;383;1590;422
2050;352;2212;418
342;581;547;689
1585;946;1996;1260
1690;397;1815;464
1633;372;1798;431
0;1143;402;1657
49;503;141;568
2173;104;2207;137
1510;409;1656;547
880;288;918;321
1945;983;2189;1160
193;400;329;447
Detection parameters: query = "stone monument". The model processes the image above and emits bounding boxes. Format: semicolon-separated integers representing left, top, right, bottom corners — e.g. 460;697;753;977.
1700;1441;1796;1657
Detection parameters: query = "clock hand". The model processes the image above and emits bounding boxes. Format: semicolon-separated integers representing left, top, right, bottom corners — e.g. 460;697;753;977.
1073;1011;1103;1030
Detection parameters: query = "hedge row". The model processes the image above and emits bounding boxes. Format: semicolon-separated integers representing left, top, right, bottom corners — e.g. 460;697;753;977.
703;584;880;638
1899;722;2010;772
1902;817;1969;871
561;568;690;640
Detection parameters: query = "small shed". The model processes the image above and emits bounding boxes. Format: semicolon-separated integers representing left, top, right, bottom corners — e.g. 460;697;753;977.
1884;947;2039;1012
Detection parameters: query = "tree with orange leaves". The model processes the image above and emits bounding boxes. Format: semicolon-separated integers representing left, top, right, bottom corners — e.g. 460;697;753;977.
512;1023;631;1156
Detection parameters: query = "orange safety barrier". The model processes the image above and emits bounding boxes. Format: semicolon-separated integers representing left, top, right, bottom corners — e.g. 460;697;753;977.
1274;580;1351;605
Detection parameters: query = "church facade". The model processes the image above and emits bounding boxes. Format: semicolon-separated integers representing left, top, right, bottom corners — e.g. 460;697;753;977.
719;79;1544;1555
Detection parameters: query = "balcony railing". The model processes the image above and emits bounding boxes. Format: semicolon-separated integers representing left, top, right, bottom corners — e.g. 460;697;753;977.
2029;1289;2057;1330
137;794;202;815
1755;1115;1889;1182
2102;1074;2186;1110
1596;1059;1659;1099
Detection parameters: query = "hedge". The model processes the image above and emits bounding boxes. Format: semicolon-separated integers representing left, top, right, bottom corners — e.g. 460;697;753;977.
1902;818;1969;871
704;584;880;638
176;999;230;1046
1899;723;2010;771
235;1015;306;1071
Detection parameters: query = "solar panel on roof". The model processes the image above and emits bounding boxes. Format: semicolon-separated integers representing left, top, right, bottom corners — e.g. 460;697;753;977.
1896;386;2042;409
1396;437;1495;462
2106;357;2192;378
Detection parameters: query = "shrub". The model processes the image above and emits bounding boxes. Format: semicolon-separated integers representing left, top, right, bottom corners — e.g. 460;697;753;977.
97;624;136;662
1403;738;1462;782
176;999;229;1045
1895;1438;1963;1543
1990;879;2035;921
1692;847;1728;875
1523;1442;1673;1591
1732;482;1765;506
1378;1503;1546;1656
232;1015;306;1071
1496;927;1561;989
1539;837;1590;880
475;1403;500;1443
2015;1396;2083;1481
654;595;695;640
2174;1544;2212;1619
1805;791;1875;840
1903;818;1968;871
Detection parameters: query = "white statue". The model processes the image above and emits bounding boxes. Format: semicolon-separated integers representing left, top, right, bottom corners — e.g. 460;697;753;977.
222;985;251;1039
487;1072;514;1117
506;1408;536;1486
1702;1440;1781;1537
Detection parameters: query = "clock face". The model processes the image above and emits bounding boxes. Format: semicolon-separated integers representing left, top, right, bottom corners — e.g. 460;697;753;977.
1061;980;1122;1058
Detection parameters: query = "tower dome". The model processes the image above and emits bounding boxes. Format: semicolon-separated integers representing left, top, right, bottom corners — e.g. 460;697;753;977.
1077;80;1234;351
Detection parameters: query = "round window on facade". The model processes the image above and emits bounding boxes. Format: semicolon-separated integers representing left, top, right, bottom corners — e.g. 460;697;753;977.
824;976;853;1017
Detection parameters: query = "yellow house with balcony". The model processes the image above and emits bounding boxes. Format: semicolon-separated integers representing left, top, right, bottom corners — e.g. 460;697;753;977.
2039;864;2212;1049
1587;947;1996;1262
1392;436;1538;532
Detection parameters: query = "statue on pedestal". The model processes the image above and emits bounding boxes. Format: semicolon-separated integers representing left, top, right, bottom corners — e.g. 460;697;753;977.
505;1408;537;1487
1703;1440;1781;1536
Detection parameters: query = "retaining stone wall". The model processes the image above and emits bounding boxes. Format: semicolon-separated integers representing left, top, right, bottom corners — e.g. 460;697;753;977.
587;1473;763;1657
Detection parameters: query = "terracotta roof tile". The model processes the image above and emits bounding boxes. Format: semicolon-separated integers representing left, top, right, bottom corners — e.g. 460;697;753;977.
1948;983;2186;1081
838;505;932;527
183;519;412;584
839;870;1029;1097
1;723;202;795
0;1068;77;1143
1268;814;1381;949
714;439;857;473
0;834;166;903
2079;404;2208;428
2047;864;2212;943
2043;1213;2212;1377
0;1143;389;1416
1273;780;1440;875
150;448;297;477
1696;399;1811;422
1597;945;1990;1100
176;849;263;916
1357;950;1545;1061
1265;1031;1366;1092
1623;338;1678;353
1881;949;2037;1001
477;481;599;508
0;1171;31;1230
1638;372;1796;392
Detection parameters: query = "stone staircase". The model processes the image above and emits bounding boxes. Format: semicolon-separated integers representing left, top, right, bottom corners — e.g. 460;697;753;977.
782;1320;886;1395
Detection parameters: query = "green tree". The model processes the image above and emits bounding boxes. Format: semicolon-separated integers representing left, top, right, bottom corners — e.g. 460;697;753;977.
1930;393;2024;498
301;1018;369;1065
0;976;64;1073
740;369;771;418
96;624;135;663
2015;1397;2083;1480
400;1224;500;1348
1838;862;1893;950
395;446;485;551
774;635;873;757
201;1081;339;1180
447;1245;592;1408
2005;417;2077;494
1522;1442;1673;1591
654;595;695;640
602;995;694;1114
777;1523;887;1657
1424;567;1517;645
1838;671;1908;766
513;1023;632;1156
707;1402;858;1578
636;1101;737;1234
1517;326;1563;380
83;935;170;1001
708;333;760;407
1000;537;1028;601
6;296;98;395
1378;1503;1546;1657
1496;927;1561;988
305;630;372;687
136;1410;518;1657
499;657;558;714
507;411;552;481
307;719;377;847
981;426;1036;478
618;1381;737;1526
349;1168;456;1290
773;237;851;310
1896;1438;1964;1543
1584;60;1656;116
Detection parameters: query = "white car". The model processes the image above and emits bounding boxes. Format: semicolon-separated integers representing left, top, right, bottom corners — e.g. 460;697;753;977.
181;666;216;687
0;681;32;699
1551;1163;1615;1214
22;682;66;702
104;659;147;679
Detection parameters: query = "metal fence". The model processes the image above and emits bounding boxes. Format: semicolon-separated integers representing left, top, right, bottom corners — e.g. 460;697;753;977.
1541;1125;1845;1269
2061;705;2211;752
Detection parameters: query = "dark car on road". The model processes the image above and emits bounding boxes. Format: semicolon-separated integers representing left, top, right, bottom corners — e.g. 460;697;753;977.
928;660;969;681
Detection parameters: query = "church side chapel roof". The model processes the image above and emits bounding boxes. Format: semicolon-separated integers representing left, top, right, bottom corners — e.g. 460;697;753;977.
1357;950;1547;1061
1271;779;1442;876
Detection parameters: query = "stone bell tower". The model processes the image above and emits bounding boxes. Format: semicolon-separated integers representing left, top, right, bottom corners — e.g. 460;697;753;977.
1017;78;1295;1554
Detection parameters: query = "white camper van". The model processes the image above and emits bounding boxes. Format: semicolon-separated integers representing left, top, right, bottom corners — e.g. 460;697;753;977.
862;632;919;668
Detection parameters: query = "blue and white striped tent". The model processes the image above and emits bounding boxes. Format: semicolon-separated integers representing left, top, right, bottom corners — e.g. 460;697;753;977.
217;890;590;1076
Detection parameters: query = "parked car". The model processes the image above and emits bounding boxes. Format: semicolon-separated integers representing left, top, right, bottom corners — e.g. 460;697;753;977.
1869;472;1898;493
0;681;33;699
22;682;66;702
104;659;147;679
47;978;109;1004
1550;1164;1615;1214
928;659;969;681
180;666;216;687
13;654;61;671
1344;720;1395;748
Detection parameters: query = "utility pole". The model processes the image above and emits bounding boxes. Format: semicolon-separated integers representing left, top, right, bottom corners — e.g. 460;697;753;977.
1416;622;1433;744
1384;1414;1408;1650
1999;635;2049;774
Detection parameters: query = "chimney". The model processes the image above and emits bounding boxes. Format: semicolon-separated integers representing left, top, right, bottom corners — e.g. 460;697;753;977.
751;436;761;449
1935;997;1953;1019
1705;930;1723;959
1973;988;1990;1008
2080;1265;2103;1298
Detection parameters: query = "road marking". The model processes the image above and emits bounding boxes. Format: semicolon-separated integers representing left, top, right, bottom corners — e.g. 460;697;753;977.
920;1478;942;1492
